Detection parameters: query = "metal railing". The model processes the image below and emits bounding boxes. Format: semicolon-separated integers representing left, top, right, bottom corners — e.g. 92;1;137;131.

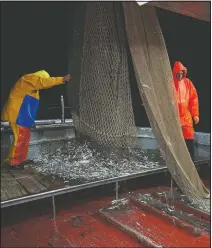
1;94;70;129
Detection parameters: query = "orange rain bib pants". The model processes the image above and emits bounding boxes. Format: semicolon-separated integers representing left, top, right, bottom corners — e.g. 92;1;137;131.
2;70;64;166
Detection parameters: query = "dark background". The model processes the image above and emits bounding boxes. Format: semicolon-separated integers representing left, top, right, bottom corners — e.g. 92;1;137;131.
1;2;210;132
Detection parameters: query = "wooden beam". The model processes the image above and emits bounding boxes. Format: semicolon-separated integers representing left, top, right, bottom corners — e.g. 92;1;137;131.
149;1;210;22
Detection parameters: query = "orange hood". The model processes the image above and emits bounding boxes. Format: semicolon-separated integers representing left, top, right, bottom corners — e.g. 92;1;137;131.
173;61;187;80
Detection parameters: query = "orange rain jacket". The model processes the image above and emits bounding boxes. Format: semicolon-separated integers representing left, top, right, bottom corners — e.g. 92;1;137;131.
2;70;64;128
173;61;199;140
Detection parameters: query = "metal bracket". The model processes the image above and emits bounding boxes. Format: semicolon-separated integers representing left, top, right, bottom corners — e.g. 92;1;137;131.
52;195;56;220
115;181;119;200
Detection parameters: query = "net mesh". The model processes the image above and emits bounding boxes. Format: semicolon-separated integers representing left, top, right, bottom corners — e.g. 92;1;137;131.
68;2;210;209
123;2;210;206
68;2;137;148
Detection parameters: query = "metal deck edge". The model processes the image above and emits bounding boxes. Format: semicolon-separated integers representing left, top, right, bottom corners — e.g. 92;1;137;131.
1;167;167;208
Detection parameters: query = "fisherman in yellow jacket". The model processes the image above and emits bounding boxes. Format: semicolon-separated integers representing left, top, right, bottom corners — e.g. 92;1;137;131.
2;70;71;170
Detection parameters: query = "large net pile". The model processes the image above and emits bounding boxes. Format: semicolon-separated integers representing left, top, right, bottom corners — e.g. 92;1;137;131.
68;2;210;210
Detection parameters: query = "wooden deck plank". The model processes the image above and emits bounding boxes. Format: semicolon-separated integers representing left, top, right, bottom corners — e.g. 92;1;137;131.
33;174;66;190
9;170;47;195
1;188;8;201
25;165;66;190
1;172;28;200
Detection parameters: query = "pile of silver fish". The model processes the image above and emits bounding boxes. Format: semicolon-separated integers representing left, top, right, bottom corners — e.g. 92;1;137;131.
34;139;164;184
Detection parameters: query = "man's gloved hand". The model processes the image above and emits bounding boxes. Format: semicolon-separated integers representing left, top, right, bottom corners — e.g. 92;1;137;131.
193;116;199;124
63;74;72;84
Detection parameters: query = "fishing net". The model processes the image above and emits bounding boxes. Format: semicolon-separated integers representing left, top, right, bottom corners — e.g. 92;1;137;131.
123;2;210;207
67;2;137;148
68;2;210;209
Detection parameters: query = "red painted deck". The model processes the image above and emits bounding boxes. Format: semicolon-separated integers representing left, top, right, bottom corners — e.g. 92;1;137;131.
1;182;210;248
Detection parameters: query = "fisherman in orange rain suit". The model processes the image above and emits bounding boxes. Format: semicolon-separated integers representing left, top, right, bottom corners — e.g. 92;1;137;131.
173;61;199;161
2;70;72;170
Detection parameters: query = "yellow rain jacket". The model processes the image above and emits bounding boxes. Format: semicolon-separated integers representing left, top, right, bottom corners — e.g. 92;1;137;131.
2;70;64;128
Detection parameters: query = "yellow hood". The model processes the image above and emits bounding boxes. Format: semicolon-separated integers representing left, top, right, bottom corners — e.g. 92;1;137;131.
33;70;50;78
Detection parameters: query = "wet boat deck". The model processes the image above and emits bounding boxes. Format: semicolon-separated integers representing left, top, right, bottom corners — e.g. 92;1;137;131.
1;165;67;203
1;163;167;207
1;125;210;208
1;184;210;248
1;155;209;208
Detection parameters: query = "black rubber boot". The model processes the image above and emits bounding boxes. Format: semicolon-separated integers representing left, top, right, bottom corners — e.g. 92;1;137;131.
21;159;34;165
185;139;195;161
3;162;24;170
